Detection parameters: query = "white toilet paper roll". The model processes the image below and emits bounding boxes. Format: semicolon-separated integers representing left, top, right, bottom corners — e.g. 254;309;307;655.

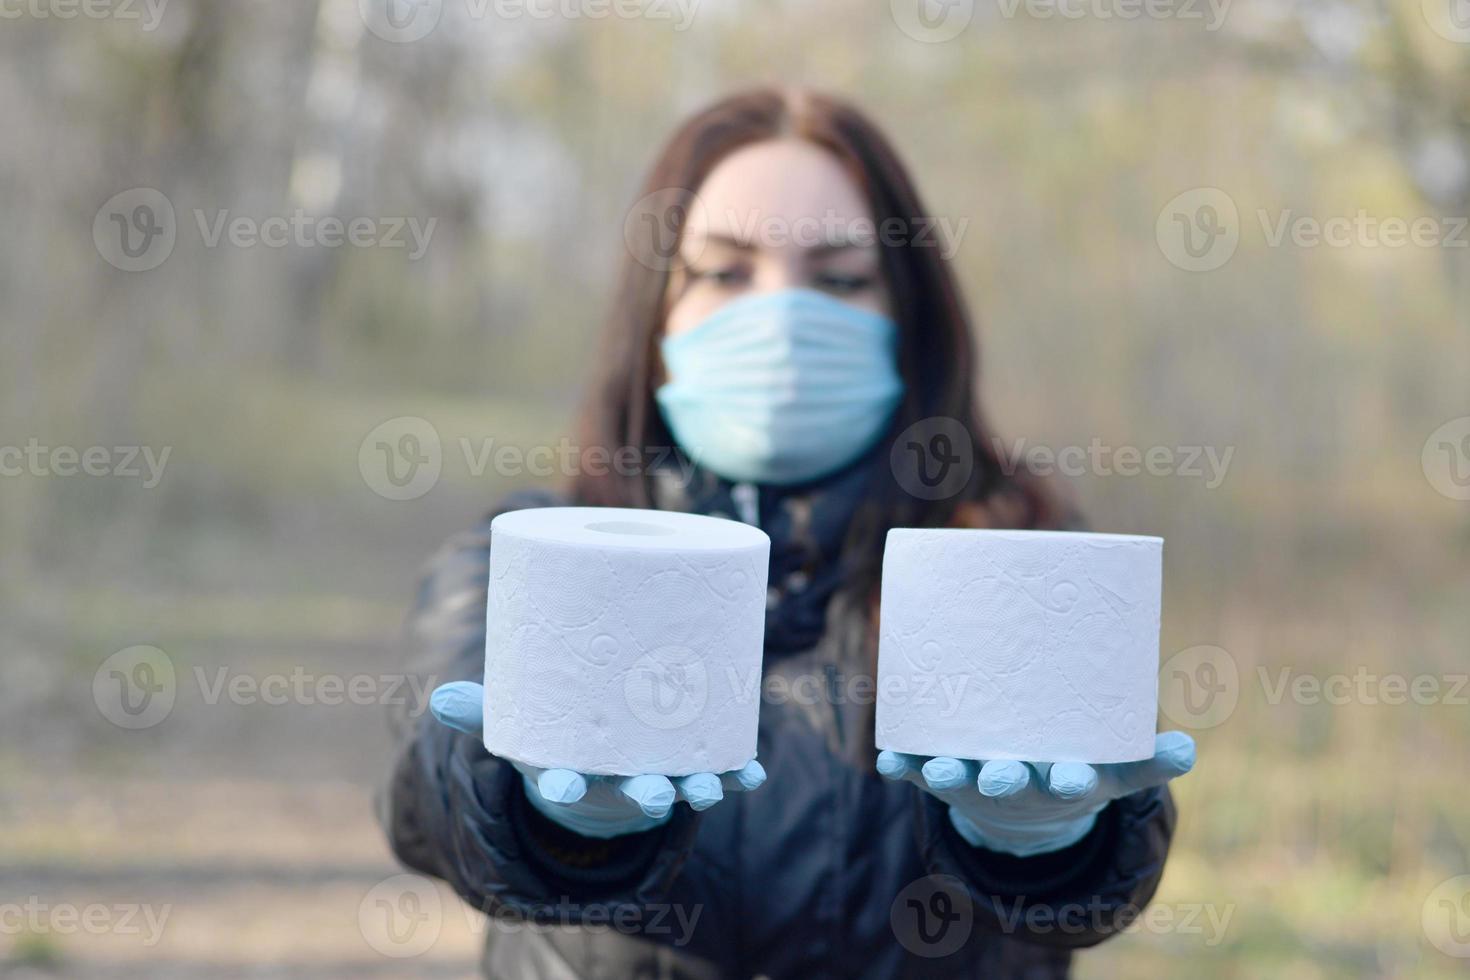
484;507;770;776
875;529;1161;764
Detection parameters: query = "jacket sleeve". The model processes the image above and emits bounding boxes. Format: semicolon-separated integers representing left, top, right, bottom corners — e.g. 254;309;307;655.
376;493;701;918
913;785;1177;949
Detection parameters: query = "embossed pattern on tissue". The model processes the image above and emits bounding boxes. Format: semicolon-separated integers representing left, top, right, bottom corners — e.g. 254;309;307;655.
875;531;1161;764
484;528;768;776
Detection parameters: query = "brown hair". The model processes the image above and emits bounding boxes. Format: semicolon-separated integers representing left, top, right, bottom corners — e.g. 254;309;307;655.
571;87;1069;590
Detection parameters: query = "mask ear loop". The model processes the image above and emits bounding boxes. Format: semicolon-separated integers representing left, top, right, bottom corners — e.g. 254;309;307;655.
730;483;759;527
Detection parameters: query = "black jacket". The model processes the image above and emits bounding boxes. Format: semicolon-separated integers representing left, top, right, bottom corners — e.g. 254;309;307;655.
380;494;1176;979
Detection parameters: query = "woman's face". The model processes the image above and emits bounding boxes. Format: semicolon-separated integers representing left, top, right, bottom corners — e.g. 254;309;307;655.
664;138;891;337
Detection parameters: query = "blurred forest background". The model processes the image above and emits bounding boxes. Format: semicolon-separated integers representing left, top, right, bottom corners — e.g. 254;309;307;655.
2;0;1468;976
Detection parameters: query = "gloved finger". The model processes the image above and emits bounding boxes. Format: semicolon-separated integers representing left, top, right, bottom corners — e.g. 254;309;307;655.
535;768;588;806
977;759;1031;799
876;750;927;784
428;681;486;736
920;757;979;795
1098;731;1197;794
720;759;767;793
1045;762;1099;801
675;773;724;811
620;774;677;819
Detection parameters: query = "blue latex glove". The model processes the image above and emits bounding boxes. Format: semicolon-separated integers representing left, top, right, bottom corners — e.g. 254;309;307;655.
430;680;766;839
877;731;1196;857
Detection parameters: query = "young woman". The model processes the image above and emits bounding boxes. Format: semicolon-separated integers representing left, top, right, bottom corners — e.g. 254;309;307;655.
381;88;1195;979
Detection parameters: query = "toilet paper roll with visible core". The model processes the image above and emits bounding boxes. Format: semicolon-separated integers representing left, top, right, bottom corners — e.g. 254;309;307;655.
876;529;1161;764
484;507;770;776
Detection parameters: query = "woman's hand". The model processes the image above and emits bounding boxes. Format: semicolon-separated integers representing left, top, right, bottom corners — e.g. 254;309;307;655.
877;731;1195;857
429;681;766;839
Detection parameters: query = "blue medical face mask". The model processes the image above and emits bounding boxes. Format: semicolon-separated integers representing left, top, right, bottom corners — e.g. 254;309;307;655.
655;288;905;486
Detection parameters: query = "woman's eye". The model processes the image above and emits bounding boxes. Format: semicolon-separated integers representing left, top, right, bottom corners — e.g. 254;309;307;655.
814;271;875;294
690;266;749;287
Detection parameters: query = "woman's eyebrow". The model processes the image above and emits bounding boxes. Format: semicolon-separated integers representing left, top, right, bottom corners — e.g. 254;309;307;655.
808;239;872;256
698;231;758;251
